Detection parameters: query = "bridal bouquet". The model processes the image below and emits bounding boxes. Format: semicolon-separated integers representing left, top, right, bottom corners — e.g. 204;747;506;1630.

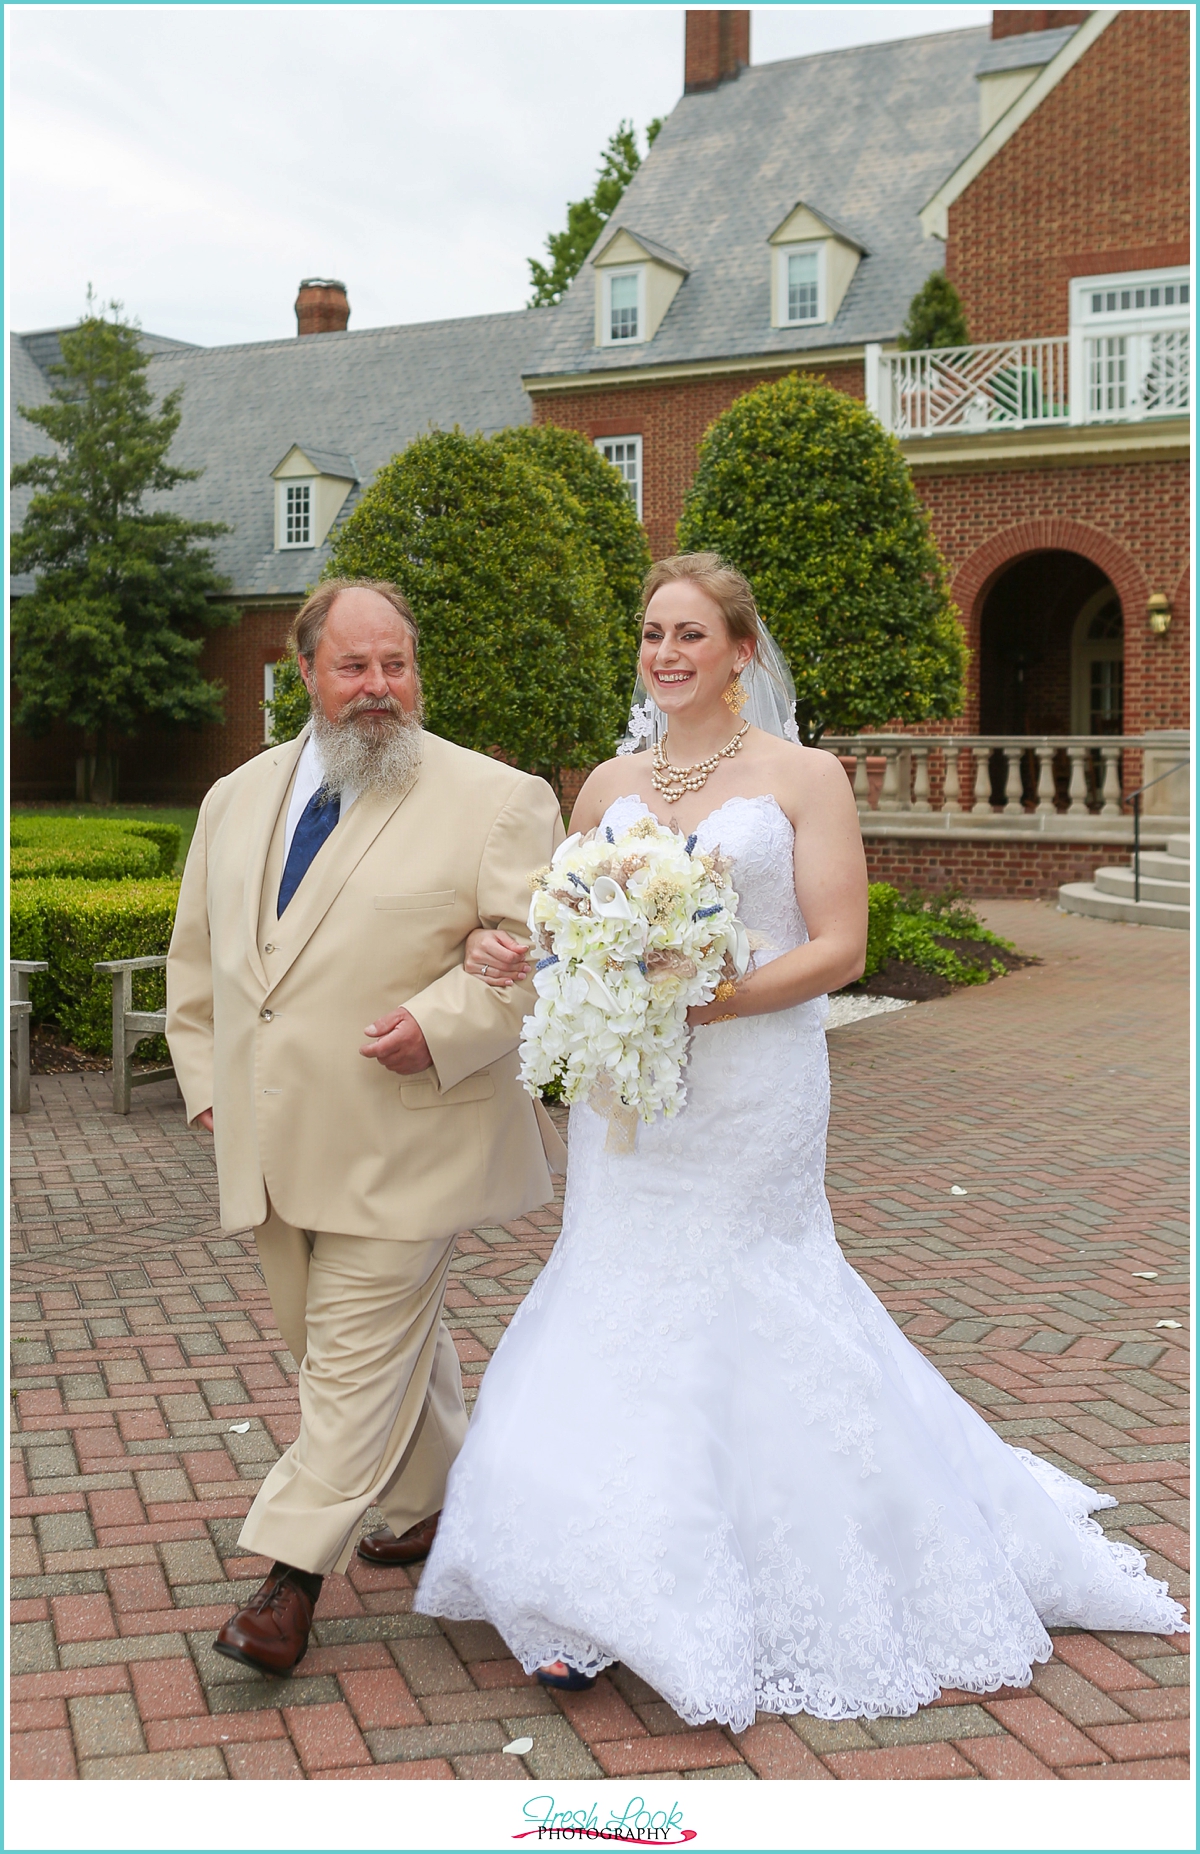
519;815;750;1130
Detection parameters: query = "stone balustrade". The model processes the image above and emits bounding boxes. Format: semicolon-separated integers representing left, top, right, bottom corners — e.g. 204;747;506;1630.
820;735;1171;827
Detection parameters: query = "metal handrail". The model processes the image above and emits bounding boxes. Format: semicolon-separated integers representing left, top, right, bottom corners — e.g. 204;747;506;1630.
1122;760;1190;902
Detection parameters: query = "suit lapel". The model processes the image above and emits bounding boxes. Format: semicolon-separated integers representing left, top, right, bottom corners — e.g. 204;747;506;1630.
264;758;423;992
243;730;309;991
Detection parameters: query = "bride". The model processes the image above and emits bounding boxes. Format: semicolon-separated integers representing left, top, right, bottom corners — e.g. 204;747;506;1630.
414;551;1185;1730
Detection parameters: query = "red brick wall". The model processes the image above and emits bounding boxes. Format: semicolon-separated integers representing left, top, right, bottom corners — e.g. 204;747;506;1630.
533;361;865;561
863;833;1129;899
990;11;1089;40
11;604;296;804
917;459;1190;733
947;10;1191;342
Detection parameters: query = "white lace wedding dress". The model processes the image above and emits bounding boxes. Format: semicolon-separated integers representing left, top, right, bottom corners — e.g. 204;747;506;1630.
416;794;1185;1731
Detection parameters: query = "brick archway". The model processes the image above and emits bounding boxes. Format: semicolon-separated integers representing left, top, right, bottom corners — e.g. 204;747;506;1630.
951;518;1149;636
951;519;1149;733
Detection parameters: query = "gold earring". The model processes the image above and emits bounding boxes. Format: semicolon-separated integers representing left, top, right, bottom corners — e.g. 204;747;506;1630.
722;675;747;715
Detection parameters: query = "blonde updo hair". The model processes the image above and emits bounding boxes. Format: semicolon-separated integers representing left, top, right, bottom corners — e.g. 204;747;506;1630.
641;553;761;657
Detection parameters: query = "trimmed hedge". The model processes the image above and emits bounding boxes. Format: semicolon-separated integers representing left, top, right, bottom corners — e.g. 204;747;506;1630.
10;878;181;1054
10;816;181;878
12;836;162;882
864;883;898;979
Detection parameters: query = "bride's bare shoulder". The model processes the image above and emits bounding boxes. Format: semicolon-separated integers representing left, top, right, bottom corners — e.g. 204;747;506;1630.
752;733;856;820
570;754;651;831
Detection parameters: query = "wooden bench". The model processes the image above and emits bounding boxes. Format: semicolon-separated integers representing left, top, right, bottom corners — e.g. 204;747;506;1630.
93;957;177;1115
10;961;49;1114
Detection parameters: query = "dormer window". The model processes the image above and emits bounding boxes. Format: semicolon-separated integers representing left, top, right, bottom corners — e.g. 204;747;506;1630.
767;202;867;332
283;482;312;548
609;273;640;342
593;228;688;350
271;444;359;552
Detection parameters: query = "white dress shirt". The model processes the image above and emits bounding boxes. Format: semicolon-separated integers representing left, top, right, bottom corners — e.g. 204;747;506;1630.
284;733;359;860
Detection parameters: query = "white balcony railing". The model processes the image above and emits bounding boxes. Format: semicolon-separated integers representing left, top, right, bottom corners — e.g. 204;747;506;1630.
867;329;1190;439
822;734;1177;827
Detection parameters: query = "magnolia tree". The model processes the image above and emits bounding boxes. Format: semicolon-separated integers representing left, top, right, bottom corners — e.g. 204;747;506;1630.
321;429;634;790
11;298;230;801
676;373;967;743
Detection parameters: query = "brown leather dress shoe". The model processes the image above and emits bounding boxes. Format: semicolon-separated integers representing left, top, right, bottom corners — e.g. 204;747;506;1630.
357;1511;441;1566
213;1570;315;1675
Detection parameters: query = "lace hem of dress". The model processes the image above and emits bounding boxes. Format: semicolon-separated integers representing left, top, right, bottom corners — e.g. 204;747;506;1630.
420;1475;1186;1735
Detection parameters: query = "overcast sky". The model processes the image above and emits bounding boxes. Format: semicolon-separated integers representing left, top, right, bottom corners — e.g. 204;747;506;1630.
8;4;990;348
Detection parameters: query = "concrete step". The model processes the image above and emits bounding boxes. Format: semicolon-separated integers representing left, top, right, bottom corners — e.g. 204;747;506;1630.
1166;834;1191;866
1094;865;1191;905
1132;848;1191;883
1058;881;1190;930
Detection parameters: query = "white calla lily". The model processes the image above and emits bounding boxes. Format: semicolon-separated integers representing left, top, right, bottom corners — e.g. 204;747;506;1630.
589;875;637;922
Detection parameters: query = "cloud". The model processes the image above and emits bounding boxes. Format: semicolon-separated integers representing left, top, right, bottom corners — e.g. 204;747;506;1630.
8;5;989;345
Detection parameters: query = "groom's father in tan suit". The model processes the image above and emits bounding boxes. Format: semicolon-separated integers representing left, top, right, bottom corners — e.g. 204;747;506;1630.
167;577;563;1675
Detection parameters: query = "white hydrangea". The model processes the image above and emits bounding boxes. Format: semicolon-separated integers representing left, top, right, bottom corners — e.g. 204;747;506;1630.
519;817;749;1126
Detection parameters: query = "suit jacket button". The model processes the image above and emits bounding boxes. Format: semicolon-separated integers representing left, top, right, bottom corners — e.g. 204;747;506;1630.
260;1008;273;1021
264;943;276;954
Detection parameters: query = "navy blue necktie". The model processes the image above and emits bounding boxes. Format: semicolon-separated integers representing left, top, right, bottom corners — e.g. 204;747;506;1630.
277;786;341;916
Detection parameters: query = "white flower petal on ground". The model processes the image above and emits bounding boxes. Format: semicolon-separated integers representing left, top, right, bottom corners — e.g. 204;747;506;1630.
1131;1271;1159;1279
228;1421;251;1433
950;1185;967;1196
1156;1320;1182;1329
503;1737;534;1756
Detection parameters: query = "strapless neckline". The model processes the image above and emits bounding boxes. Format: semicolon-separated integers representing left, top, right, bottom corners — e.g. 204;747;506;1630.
610;792;792;840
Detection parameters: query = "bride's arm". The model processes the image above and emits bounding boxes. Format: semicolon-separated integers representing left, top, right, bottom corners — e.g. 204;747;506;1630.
689;751;868;1024
568;759;637;835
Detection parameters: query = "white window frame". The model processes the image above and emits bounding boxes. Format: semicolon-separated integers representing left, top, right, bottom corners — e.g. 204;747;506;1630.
277;479;315;549
1068;266;1191;424
595;434;643;520
263;662;277;744
601;267;646;346
776;241;826;327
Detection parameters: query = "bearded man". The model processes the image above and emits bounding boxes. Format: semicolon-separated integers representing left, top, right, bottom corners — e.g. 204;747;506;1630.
166;577;564;1675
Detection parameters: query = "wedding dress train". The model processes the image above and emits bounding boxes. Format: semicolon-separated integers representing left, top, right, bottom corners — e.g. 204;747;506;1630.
416;794;1185;1732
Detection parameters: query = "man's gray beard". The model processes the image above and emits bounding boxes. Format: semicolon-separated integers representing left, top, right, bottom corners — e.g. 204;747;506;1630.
310;692;424;798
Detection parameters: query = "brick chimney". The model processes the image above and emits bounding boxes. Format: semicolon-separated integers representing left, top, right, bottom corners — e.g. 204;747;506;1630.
990;9;1089;38
684;10;750;94
295;278;350;336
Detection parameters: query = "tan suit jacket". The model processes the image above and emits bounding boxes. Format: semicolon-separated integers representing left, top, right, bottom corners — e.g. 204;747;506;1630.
166;728;565;1239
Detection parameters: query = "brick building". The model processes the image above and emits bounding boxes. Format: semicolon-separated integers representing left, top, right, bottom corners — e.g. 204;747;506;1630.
11;9;1190;893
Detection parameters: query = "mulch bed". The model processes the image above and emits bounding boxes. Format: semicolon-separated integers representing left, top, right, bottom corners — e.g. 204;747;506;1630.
847;938;1039;1004
28;1025;163;1077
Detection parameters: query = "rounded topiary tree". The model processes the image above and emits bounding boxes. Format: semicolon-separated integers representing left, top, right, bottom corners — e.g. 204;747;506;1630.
324;430;621;789
490;423;651;685
676;373;967;743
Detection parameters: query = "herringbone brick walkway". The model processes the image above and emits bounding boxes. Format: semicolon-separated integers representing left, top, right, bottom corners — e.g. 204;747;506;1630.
9;901;1189;1780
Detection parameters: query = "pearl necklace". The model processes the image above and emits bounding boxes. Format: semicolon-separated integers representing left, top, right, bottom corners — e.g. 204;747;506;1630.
651;721;750;806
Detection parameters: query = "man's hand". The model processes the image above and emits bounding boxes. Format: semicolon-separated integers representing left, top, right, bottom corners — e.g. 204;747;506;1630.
360;1008;433;1075
195;1109;215;1133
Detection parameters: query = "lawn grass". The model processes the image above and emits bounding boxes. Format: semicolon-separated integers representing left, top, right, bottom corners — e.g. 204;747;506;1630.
10;803;199;874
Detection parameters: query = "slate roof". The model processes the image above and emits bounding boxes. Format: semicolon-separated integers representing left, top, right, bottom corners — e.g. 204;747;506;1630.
12;310;548;599
975;25;1078;74
524;25;991;381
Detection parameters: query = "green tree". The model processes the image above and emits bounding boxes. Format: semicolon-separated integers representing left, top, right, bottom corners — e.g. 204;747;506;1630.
324;429;624;790
898;271;971;349
489;423;650;684
528;118;664;307
264;652;310;745
676;373;967;743
11;296;231;801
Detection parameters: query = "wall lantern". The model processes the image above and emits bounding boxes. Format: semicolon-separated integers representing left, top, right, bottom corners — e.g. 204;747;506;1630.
1147;592;1173;636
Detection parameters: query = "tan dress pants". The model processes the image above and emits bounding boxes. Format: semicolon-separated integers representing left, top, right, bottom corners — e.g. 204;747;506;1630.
238;1204;468;1576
